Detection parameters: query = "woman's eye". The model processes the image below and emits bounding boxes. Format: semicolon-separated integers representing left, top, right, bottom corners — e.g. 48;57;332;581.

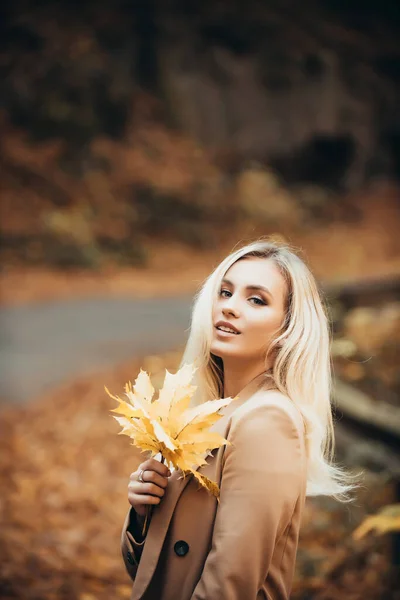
249;296;266;306
220;289;231;298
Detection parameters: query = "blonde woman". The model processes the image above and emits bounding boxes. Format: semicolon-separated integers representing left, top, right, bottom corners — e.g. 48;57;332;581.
121;239;358;600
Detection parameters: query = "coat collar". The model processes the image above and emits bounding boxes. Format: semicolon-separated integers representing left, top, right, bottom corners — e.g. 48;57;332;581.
131;372;274;600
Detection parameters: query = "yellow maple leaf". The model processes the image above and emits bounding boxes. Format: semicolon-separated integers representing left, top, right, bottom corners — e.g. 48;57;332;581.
352;504;400;540
106;363;235;499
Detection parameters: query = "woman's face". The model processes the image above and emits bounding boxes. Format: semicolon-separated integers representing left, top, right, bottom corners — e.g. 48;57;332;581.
210;257;287;363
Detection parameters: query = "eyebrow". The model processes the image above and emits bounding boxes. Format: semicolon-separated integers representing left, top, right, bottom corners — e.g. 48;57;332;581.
221;278;273;298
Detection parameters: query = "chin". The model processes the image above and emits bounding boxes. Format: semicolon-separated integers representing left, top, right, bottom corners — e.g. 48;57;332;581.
210;342;221;358
210;342;240;360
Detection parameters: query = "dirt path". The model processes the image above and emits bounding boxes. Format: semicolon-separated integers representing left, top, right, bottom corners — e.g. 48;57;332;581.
0;295;192;403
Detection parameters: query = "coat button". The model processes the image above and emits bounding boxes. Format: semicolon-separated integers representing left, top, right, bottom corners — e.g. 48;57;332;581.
126;551;135;565
174;540;189;557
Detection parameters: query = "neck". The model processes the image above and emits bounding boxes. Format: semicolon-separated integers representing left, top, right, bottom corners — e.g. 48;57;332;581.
222;357;274;398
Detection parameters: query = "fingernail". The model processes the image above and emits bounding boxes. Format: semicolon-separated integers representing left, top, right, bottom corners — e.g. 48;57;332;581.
167;469;171;477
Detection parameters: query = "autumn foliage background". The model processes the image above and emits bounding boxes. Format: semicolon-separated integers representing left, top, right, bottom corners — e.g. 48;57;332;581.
1;0;400;598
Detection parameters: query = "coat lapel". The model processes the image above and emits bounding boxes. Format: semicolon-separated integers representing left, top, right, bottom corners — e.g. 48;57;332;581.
131;373;271;600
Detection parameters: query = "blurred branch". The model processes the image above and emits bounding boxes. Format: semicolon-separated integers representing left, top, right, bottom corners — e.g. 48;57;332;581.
333;378;400;440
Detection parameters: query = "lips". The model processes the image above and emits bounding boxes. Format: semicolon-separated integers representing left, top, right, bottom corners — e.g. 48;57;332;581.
215;321;241;335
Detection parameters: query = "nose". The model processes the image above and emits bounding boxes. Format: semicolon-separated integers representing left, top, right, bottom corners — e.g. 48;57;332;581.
222;297;240;318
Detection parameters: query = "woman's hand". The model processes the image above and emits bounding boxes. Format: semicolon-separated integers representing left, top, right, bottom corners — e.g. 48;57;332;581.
128;458;171;518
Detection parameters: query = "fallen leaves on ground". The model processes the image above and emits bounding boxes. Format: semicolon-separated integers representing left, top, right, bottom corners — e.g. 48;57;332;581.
1;185;400;308
353;504;400;539
0;243;215;307
0;351;180;600
0;350;398;599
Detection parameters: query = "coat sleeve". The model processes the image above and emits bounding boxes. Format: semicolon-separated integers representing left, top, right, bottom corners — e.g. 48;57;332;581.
190;403;305;600
121;507;147;580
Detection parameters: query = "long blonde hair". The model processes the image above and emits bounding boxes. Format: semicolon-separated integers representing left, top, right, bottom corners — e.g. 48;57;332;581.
181;238;360;501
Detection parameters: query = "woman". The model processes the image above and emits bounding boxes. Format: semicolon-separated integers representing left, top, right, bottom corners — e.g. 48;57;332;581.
121;239;357;600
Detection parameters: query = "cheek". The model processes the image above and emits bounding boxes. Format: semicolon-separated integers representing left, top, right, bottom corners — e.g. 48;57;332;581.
249;311;270;329
246;310;281;339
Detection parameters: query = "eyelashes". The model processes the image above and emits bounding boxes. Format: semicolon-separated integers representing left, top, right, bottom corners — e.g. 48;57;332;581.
249;297;266;306
219;289;231;298
219;289;267;306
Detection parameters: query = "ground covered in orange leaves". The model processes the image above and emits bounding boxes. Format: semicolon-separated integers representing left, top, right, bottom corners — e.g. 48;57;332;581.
0;243;216;306
0;351;398;599
1;183;400;307
2;88;400;308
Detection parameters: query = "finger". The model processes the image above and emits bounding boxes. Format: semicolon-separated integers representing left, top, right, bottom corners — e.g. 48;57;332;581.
129;469;169;488
129;478;166;496
140;469;169;488
128;493;161;507
139;458;171;478
129;480;166;498
129;469;168;489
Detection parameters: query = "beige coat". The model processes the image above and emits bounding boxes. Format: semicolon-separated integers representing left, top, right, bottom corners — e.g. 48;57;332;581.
121;377;308;600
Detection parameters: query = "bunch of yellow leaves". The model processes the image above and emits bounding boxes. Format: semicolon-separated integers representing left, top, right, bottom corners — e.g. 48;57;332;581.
105;363;234;499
